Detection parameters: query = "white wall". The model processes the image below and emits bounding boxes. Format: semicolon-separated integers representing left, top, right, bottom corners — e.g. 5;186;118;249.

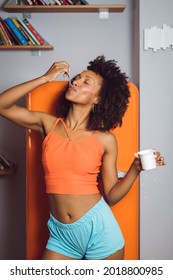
0;0;133;259
138;0;173;259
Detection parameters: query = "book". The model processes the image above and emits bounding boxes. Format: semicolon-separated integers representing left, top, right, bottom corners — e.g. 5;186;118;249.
19;17;44;45
0;21;12;45
37;0;46;4
49;0;57;4
26;0;33;4
54;0;63;4
5;17;28;45
71;0;81;4
11;17;33;45
41;0;50;4
0;28;8;45
16;16;42;45
66;0;75;4
3;19;22;45
0;17;18;45
70;0;80;4
27;0;52;5
57;0;65;4
62;0;71;4
80;0;89;5
31;0;40;4
0;18;16;45
14;17;36;45
12;18;36;45
0;34;4;45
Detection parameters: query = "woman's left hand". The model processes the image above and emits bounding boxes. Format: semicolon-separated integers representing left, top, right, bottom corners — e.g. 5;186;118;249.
154;151;166;167
133;150;166;172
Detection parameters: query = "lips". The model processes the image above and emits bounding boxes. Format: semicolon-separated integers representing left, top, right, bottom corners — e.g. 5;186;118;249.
66;87;77;97
68;86;77;91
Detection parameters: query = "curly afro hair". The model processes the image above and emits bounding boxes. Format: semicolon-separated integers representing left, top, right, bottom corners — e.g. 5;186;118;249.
56;55;130;131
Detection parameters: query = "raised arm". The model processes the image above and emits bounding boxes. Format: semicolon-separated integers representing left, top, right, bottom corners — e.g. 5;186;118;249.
0;61;70;133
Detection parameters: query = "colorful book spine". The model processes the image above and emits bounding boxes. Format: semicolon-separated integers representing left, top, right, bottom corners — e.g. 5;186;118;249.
0;17;16;45
5;17;28;45
0;17;26;45
37;0;46;5
26;0;33;4
21;17;44;45
0;20;12;45
71;0;81;5
0;17;21;45
80;0;89;4
31;0;40;4
16;16;42;45
0;34;4;45
0;28;8;45
54;0;62;4
62;0;71;5
58;0;65;4
14;17;36;45
3;20;22;45
11;17;32;45
49;0;57;5
66;0;75;4
41;0;50;5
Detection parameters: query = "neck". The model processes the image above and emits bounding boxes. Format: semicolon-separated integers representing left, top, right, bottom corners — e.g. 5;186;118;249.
65;104;92;130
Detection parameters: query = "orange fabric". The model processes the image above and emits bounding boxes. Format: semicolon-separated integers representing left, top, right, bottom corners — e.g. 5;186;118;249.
42;118;103;194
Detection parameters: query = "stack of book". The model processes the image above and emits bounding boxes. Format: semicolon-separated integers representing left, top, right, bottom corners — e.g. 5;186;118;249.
0;16;47;46
25;0;89;5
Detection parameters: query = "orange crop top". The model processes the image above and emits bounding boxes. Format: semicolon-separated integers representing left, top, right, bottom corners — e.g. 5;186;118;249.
42;118;104;195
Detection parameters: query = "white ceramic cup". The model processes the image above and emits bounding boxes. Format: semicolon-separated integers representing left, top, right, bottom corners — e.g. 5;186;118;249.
137;149;156;170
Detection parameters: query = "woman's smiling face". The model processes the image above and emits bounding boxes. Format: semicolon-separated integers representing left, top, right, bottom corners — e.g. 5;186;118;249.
65;70;103;107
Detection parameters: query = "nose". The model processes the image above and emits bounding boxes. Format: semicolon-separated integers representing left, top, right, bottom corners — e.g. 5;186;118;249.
73;79;78;86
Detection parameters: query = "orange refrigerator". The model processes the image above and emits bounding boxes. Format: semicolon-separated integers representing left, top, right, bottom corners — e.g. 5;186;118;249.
26;81;139;260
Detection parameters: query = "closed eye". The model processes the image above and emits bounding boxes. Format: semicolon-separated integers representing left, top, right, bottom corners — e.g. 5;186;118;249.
84;78;93;85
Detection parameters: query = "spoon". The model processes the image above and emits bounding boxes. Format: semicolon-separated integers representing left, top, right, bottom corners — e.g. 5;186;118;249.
65;73;72;87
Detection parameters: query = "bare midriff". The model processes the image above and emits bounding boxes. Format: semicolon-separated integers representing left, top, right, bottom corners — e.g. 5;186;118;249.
48;193;102;224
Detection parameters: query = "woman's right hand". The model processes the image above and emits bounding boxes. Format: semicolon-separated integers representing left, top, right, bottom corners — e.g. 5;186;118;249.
42;61;70;82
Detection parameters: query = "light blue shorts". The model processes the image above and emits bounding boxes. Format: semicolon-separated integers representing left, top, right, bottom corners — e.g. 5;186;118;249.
46;197;124;260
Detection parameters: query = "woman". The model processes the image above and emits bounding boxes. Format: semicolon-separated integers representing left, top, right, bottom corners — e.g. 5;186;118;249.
0;56;165;260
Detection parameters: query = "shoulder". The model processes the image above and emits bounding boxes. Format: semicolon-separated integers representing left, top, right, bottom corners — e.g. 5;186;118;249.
95;131;118;153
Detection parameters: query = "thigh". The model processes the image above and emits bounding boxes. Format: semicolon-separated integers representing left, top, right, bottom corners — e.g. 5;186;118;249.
42;249;80;260
102;247;125;260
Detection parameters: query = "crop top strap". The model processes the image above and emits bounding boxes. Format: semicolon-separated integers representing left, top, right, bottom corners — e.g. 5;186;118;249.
59;118;71;140
51;118;96;140
51;118;71;140
51;118;61;132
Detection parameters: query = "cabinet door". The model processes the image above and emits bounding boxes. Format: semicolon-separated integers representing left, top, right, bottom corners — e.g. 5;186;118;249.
112;82;139;260
26;81;139;260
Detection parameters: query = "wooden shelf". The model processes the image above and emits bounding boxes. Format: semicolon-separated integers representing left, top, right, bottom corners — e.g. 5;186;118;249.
3;2;126;13
1;1;125;50
0;45;54;50
0;168;17;175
